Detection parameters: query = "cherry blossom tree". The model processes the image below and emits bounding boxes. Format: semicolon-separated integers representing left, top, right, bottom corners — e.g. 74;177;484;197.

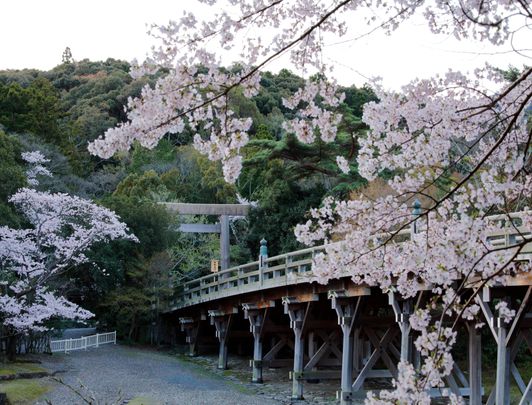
0;153;137;358
88;1;531;402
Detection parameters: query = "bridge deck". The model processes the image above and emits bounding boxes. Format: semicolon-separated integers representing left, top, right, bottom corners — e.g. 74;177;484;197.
168;212;532;311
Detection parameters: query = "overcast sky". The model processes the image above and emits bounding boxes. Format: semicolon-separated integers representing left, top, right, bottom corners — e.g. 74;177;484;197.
1;0;530;89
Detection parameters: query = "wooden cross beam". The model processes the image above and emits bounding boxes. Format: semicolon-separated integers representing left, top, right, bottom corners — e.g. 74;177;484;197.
352;326;399;392
303;330;341;371
263;334;295;367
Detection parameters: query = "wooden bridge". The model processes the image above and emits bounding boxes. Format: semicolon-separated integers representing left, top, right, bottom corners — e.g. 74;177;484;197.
164;212;532;405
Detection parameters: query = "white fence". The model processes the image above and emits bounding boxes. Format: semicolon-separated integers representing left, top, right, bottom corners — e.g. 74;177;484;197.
50;331;116;353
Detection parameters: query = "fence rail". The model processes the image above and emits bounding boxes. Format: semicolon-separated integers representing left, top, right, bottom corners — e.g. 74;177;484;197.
167;211;532;311
50;331;116;353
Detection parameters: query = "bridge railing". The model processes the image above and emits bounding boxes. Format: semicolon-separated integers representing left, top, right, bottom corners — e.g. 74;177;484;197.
169;211;531;310
50;331;116;353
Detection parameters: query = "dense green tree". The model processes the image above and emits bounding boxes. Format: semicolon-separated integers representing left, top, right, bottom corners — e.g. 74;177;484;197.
0;131;26;227
242;158;326;256
0;77;63;145
0;82;30;132
25;77;63;144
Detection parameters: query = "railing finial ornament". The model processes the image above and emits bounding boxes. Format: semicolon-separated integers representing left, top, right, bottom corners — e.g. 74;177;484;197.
259;238;268;268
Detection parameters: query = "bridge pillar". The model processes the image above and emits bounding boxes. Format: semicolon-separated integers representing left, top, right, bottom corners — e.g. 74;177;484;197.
495;314;511;405
388;292;413;362
467;321;482;405
243;301;274;383
209;308;236;370
283;296;317;400
329;288;368;405
179;317;202;357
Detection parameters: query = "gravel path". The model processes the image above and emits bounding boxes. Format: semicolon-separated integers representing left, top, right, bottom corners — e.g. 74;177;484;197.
36;345;283;405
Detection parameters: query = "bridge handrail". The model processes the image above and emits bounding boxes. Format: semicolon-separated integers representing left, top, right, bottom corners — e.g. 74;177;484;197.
50;331;116;353
170;210;531;310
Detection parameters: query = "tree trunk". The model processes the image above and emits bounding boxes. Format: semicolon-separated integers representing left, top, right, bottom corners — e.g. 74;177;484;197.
6;335;16;361
128;316;136;342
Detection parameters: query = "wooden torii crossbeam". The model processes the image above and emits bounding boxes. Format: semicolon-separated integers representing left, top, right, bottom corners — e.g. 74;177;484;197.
160;202;250;270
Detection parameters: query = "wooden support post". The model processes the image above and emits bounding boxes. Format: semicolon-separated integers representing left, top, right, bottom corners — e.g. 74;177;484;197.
252;327;263;382
209;309;236;370
388;292;413;362
329;289;367;405
288;307;306;400
338;302;355;404
243;302;274;383
467;322;482;405
283;296;316;400
495;316;510;405
179;317;200;357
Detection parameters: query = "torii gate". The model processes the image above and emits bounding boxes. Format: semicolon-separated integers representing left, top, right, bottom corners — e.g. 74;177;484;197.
160;203;250;270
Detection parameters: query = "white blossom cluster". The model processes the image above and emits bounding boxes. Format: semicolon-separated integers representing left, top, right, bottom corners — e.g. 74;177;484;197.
0;160;137;332
282;79;345;144
21;150;52;186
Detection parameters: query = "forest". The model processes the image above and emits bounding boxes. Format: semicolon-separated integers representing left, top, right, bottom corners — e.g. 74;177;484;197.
0;56;377;343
